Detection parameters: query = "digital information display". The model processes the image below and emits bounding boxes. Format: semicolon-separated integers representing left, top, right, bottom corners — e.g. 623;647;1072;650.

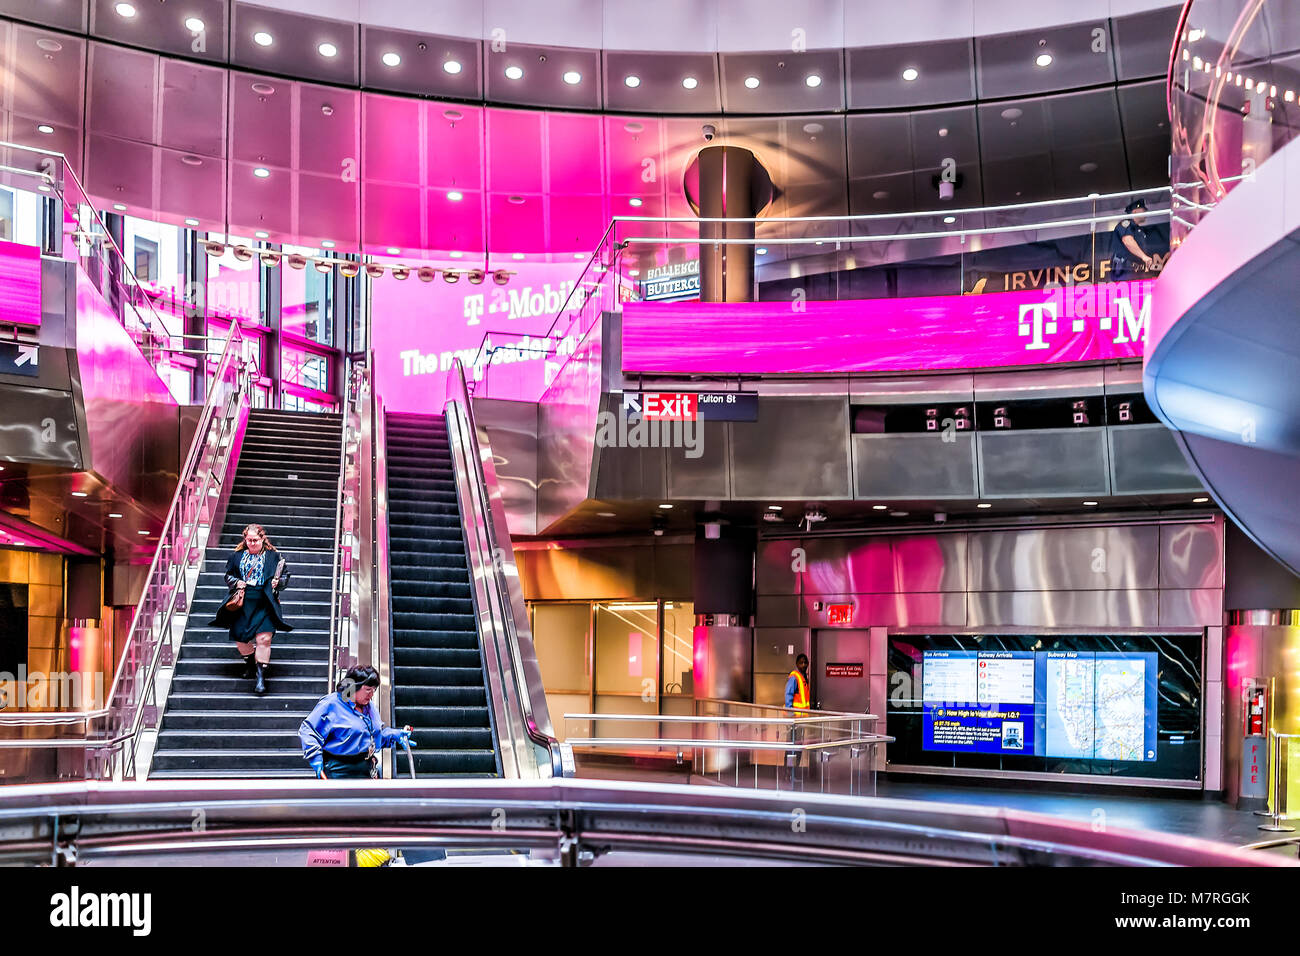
921;649;1159;761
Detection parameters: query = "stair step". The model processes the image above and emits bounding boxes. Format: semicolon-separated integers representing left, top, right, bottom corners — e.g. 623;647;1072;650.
162;693;322;712
393;665;486;686
169;675;326;694
173;659;328;678
154;730;303;750
392;685;487;705
148;768;317;779
149;750;316;772
394;647;482;667
161;711;307;731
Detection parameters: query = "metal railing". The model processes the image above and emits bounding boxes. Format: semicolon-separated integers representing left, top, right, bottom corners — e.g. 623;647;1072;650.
445;359;566;778
0;323;256;779
0;778;1284;867
327;357;370;691
564;698;891;797
469;188;1174;401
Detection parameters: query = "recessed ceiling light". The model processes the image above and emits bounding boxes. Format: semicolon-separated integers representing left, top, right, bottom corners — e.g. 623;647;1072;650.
253;167;270;178
658;503;673;510
1035;53;1053;67
137;529;149;535
805;74;822;88
253;31;273;47
768;505;782;511
511;253;525;260
1079;161;1098;173
563;71;582;85
180;154;203;166
597;512;616;517
629;269;639;276
1193;496;1210;503
37;124;54;134
449;251;463;258
444;60;462;74
184;218;199;226
624;75;640;88
943;216;956;224
386;247;400;255
1088;192;1101;199
318;42;338;58
872;190;889;199
108;513;123;519
1000;107;1023;120
890;510;909;517
320;240;334;248
629;198;643;207
254;231;269;239
682;76;698;90
443;110;462;122
447;190;463;201
508;195;525;205
756;247;768;255
902;67;919;81
744;76;760;89
250;82;275;95
872;505;888;510
185;17;204;33
505;65;523;80
382;51;401;67
36;38;62;52
938;127;949;137
977;503;991;509
1083;500;1099;506
115;2;136;18
71;491;88;497
112;203;126;211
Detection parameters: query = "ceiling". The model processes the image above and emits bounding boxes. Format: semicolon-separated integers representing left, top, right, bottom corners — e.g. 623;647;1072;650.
0;5;1177;256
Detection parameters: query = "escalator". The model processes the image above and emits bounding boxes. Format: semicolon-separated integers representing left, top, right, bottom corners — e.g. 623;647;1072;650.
385;412;499;776
149;409;341;778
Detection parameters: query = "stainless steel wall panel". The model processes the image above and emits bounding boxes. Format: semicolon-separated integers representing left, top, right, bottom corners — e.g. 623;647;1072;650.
1109;423;1204;494
967;589;1160;628
756;594;801;627
803;591;966;628
516;543;652;602
849;373;974;404
754;627;809;673
756;539;800;595
1103;361;1145;391
665;421;729;499
802;535;893;595
471;397;539;538
972;365;1105;399
853;433;978;498
593;443;666;501
968;524;1160;591
730;397;851;500
536;318;602;531
977;428;1111;497
1160;520;1224;590
752;378;850;397
892;532;968;593
654;543;694;597
1159;589;1224;627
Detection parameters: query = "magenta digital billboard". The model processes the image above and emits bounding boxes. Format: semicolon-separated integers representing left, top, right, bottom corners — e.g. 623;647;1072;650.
0;239;42;328
621;280;1154;375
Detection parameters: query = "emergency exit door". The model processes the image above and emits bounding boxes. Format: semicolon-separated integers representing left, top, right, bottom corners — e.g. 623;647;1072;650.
812;629;872;713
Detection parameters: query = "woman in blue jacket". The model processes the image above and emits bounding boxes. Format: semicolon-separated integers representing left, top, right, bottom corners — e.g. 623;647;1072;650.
208;523;293;695
299;666;415;779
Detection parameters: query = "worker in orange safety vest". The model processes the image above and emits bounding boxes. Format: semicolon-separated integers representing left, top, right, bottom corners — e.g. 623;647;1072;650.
784;654;811;711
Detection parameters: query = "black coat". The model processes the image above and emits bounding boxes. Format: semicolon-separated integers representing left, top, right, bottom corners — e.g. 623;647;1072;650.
207;549;295;634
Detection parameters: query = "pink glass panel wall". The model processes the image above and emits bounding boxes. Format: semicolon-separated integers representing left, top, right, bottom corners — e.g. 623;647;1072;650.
622;280;1155;375
371;260;585;412
0;239;41;327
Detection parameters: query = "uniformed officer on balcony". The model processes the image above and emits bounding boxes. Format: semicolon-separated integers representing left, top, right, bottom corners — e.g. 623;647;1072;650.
1111;197;1158;278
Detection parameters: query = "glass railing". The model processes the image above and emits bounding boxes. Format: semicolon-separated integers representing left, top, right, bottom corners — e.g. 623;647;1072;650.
328;357;370;691
0;323;257;782
1169;1;1300;243
0;141;188;371
563;698;888;797
470;189;1172;401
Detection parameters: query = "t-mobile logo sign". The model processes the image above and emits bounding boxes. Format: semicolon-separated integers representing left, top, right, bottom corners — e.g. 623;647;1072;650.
1018;302;1058;350
1018;293;1149;351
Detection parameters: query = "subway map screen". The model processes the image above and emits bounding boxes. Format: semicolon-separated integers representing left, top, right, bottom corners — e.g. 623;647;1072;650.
888;634;1201;781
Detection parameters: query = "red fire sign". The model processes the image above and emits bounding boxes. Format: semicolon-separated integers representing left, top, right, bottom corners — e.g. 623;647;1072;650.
826;603;854;625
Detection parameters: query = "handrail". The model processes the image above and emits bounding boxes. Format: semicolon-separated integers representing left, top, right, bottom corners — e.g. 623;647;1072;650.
327;358;369;691
447;359;565;777
0;324;255;781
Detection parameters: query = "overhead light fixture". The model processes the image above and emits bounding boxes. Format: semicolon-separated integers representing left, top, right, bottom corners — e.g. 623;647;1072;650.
505;65;523;80
115;2;136;18
320;240;335;248
574;252;586;259
185;17;204;32
805;74;822;88
71;491;88;498
313;258;334;274
890;511;909;517
682;76;698;90
382;52;401;67
1083;500;1099;506
108;513;123;519
448;251;464;258
512;253;525;260
977;503;991;509
744;76;760;89
232;245;254;262
624;75;640;88
253;167;270;178
1193;496;1210;503
902;67;919;81
872;505;888;510
447;190;463;201
254;230;269;239
386;247;400;255
364;263;385;278
137;530;149;535
444;60;462;74
112;203;126;211
1035;53;1053;67
658;503;673;510
467;269;485;284
492;270;510;285
943;216;956;224
768;505;782;511
37;124;54;134
254;31;273;47
184;218;199;227
629;269;639;277
756;247;767;255
318;42;338;58
286;254;308;270
597;512;616;517
259;250;281;267
1087;192;1101;199
562;71;582;85
202;240;226;257
629;198;643;207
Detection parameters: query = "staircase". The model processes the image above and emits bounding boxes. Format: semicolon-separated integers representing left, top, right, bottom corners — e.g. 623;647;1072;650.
149;409;342;778
386;412;499;776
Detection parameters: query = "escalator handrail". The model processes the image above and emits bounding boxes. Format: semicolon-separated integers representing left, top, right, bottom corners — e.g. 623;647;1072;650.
447;359;565;777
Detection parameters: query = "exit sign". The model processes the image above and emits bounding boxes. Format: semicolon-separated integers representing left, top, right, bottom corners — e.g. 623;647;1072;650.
826;603;854;625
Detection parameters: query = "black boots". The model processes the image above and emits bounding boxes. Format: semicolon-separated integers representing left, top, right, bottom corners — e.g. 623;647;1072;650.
254;661;268;695
239;653;256;679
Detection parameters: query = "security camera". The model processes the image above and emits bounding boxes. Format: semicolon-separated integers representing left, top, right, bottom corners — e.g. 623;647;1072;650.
702;124;716;142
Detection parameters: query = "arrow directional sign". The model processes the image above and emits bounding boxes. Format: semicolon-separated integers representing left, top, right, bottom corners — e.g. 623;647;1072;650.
0;342;38;377
622;393;641;416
